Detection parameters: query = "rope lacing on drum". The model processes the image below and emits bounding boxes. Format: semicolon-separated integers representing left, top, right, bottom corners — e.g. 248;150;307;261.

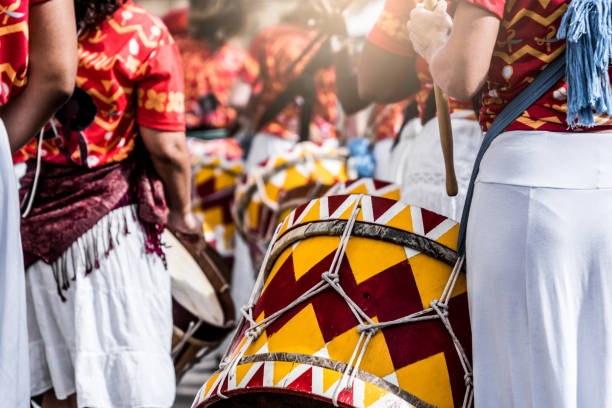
218;195;473;407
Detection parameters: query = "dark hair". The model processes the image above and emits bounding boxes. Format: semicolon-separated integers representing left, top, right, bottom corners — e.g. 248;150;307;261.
75;0;123;31
188;0;246;49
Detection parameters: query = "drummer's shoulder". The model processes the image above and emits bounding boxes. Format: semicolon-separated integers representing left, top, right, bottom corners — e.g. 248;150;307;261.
111;2;175;46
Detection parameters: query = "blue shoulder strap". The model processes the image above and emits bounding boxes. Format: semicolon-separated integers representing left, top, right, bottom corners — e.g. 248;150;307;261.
456;51;567;256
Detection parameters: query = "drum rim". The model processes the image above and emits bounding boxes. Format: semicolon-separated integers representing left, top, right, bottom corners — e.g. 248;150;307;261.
197;353;435;408
263;219;459;282
233;150;350;239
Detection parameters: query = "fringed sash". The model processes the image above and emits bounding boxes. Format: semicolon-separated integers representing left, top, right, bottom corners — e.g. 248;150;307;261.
20;152;168;300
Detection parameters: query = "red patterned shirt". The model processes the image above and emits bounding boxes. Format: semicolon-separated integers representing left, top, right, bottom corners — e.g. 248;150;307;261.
175;35;246;130
462;0;612;131
0;0;48;106
240;23;339;142
368;0;473;121
14;1;185;167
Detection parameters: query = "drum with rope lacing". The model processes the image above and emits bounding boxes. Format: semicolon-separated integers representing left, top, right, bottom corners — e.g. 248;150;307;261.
193;193;473;408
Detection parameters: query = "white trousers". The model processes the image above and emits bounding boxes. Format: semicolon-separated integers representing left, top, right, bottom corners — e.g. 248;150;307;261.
0;119;29;408
466;130;612;407
27;206;175;408
399;111;482;222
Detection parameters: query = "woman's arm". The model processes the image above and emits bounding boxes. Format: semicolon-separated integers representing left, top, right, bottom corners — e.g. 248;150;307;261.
1;0;78;153
139;126;201;235
427;2;500;101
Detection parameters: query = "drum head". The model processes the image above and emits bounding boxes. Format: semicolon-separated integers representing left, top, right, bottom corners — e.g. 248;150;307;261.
164;231;224;326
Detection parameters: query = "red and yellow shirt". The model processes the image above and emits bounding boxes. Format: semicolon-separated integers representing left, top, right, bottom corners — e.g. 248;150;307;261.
14;1;186;167
463;0;612;131
367;0;473;121
175;35;246;130
0;0;48;106
163;8;247;130
240;23;339;143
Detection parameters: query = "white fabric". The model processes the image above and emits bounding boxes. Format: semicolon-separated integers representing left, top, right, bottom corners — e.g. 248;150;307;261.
27;205;175;407
373;138;394;181
390;117;423;185
466;130;612;407
399;111;482;221
0;119;29;408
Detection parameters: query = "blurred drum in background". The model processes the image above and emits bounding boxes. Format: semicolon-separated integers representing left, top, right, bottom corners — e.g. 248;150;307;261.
165;229;236;383
192;193;472;408
189;137;244;267
233;141;353;269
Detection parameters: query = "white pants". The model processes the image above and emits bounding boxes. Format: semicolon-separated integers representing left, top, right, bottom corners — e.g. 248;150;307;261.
373;138;394;181
399;112;482;221
0;120;29;408
27;206;175;407
466;130;612;407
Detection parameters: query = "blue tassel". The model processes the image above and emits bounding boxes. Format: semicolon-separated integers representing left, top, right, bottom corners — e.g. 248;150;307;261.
557;0;612;128
347;138;376;178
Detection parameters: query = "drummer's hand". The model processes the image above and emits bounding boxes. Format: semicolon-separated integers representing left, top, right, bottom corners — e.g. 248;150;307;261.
407;1;453;63
167;210;203;238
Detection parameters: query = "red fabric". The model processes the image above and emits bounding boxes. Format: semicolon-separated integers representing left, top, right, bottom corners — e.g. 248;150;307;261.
367;0;416;57
14;1;186;167
175;35;246;130
461;0;612;131
161;7;188;36
373;102;408;141
239;23;339;143
0;0;48;106
19;150;167;268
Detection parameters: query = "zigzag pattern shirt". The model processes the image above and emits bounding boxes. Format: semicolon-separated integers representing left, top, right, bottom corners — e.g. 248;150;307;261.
14;1;186;167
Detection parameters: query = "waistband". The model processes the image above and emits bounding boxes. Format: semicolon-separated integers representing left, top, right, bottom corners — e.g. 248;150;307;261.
478;130;612;189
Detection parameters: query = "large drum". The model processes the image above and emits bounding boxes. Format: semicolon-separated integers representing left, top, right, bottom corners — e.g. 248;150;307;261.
193;194;473;408
164;230;236;382
189;138;244;267
234;141;352;266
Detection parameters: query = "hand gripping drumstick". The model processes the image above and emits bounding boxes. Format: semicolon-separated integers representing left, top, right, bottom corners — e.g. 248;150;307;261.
422;0;459;197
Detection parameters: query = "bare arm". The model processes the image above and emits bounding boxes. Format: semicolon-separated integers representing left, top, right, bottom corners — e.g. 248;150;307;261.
358;41;420;104
139;126;201;235
1;0;77;153
429;2;500;101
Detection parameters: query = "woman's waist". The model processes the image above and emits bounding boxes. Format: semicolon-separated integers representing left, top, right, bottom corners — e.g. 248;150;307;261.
478;130;612;189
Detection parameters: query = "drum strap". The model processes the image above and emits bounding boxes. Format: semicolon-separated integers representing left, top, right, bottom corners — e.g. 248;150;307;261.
456;51;567;256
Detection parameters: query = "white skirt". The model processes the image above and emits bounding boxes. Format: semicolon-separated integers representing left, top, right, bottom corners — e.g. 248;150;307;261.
0;119;29;408
466;130;612;407
398;111;482;221
390;117;423;186
373;138;394;182
27;205;175;407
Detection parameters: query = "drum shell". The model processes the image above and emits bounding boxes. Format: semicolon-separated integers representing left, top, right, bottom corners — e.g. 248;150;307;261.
194;195;472;408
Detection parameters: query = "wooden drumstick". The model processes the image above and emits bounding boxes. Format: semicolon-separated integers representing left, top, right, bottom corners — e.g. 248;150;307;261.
422;0;458;197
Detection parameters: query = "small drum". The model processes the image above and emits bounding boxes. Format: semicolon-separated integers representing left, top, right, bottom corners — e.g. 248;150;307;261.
193;194;472;408
189;138;244;267
234;141;352;266
164;230;236;382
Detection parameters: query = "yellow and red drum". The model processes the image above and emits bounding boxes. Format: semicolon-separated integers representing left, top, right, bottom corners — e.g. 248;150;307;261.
189;138;244;266
325;178;401;201
233;142;353;266
193;193;473;408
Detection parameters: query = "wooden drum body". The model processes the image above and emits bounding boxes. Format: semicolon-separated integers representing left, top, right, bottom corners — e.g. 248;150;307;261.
194;193;473;408
164;230;236;382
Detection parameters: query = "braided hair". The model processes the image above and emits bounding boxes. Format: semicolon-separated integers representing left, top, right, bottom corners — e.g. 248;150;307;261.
75;0;123;31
